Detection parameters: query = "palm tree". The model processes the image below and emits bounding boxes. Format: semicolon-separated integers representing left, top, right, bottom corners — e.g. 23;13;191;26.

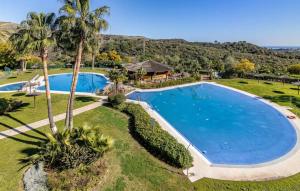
88;16;108;70
108;69;127;94
10;12;58;135
136;67;146;82
57;0;109;130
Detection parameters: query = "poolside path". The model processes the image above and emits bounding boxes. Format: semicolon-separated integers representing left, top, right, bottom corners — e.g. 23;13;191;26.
0;100;103;140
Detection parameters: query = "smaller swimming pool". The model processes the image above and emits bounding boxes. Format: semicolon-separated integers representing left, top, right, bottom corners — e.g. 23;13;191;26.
37;73;109;93
0;82;26;91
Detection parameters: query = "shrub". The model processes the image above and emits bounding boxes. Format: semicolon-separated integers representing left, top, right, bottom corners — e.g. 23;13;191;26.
288;64;300;75
108;93;126;107
28;124;114;170
0;98;23;115
122;103;193;168
136;77;198;89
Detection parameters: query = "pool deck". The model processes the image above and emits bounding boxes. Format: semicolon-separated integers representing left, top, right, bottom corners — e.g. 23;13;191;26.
127;81;300;182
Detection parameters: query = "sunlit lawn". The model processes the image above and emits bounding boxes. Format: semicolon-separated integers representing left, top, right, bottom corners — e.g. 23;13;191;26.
215;78;300;116
0;93;96;131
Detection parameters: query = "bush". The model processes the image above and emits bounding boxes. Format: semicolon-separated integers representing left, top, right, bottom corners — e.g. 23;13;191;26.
122;103;193;168
0;98;23;115
28;124;114;170
108;93;126;107
288;64;300;75
136;77;198;89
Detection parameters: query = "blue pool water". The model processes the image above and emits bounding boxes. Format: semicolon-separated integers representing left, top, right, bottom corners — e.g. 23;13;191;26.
38;73;109;93
0;82;25;91
127;83;297;165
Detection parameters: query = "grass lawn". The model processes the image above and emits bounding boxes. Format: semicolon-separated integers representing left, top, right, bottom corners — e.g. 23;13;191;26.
3;78;300;190
0;68;107;85
215;78;300;116
0;93;96;131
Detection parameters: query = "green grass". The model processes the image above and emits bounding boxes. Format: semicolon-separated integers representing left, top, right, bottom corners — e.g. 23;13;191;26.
3;78;300;190
215;78;300;116
0;93;96;131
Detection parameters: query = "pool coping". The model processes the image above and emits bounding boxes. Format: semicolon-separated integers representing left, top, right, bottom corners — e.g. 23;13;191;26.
0;81;27;93
126;81;300;181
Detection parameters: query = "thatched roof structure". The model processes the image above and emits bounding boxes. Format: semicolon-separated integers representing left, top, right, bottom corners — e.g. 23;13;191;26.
125;60;173;73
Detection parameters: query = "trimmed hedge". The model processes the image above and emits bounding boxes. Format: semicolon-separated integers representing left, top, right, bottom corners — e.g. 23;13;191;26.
135;77;199;89
122;103;193;168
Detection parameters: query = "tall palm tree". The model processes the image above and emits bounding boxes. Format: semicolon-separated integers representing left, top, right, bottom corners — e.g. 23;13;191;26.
57;0;109;130
10;12;58;135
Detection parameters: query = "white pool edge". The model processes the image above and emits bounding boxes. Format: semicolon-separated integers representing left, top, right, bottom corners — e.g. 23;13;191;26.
126;81;300;181
0;81;27;93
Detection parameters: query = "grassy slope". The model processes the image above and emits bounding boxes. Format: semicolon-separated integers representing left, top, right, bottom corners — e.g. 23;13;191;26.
3;78;300;190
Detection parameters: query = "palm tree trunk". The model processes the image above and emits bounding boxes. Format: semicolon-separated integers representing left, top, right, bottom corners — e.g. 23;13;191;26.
41;48;57;135
92;53;95;70
65;39;84;130
21;60;26;71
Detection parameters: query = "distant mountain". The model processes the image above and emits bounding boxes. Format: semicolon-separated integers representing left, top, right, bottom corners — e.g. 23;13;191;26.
0;22;18;42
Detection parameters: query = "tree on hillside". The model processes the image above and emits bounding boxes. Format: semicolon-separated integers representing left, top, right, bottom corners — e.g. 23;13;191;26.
57;0;109;130
234;58;255;77
10;12;58;135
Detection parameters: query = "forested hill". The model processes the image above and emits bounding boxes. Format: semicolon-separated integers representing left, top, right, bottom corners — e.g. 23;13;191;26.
101;35;300;73
1;21;300;74
0;22;18;42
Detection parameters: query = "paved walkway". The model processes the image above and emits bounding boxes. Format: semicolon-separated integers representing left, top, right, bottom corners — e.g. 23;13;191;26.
0;101;103;140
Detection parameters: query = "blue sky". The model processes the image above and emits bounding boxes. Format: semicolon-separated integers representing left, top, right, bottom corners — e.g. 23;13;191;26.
1;0;300;46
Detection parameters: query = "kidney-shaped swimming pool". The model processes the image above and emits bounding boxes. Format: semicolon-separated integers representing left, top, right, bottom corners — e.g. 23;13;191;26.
127;83;298;165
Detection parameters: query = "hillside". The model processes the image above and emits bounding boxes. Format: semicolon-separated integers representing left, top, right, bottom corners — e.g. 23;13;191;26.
1;21;300;74
0;22;18;42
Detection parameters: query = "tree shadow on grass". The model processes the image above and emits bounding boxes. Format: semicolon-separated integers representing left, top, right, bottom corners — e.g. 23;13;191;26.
263;95;300;108
264;82;273;85
3;114;46;137
273;90;285;94
238;81;248;84
12;92;26;97
75;96;96;102
8;76;17;79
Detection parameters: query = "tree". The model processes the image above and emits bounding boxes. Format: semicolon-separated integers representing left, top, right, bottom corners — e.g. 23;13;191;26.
10;12;58;135
108;69;127;94
234;59;255;77
288;64;300;75
15;54;41;71
0;42;15;69
87;18;108;70
222;55;238;78
57;0;109;130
